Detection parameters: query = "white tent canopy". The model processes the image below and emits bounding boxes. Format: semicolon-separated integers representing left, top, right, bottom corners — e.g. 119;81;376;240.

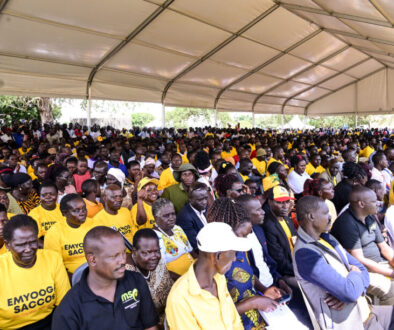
0;0;393;117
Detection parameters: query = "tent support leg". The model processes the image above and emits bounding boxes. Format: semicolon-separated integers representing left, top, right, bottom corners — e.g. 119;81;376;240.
214;109;218;127
87;87;92;132
281;114;284;126
161;104;165;128
355;115;358;127
252;112;255;127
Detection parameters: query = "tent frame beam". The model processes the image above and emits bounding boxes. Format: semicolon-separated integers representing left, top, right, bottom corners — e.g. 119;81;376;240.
281;57;371;115
161;4;280;104
277;1;392;28
368;0;394;26
214;29;323;109
252;45;350;110
305;66;387;115
85;0;174;99
0;0;9;12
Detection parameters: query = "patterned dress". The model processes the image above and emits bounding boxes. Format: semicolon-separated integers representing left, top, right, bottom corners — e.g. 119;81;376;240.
225;251;266;330
15;190;40;214
126;259;173;329
154;225;193;275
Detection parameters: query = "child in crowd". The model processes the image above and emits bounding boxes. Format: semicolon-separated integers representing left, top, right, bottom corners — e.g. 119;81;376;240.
73;158;91;193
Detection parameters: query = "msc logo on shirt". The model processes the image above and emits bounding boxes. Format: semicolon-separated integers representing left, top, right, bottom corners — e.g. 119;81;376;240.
121;288;138;303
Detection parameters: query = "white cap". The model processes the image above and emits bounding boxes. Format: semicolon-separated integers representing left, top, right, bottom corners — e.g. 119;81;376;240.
197;222;252;253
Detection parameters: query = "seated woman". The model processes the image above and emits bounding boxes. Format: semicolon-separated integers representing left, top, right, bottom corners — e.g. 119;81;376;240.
127;228;173;328
6;173;40;214
29;181;65;239
44;194;96;275
208;197;291;330
81;179;103;218
130;177;159;236
287;155;310;199
152;198;194;279
303;178;337;223
0;215;70;329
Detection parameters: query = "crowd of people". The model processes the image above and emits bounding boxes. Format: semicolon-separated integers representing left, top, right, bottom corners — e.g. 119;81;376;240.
0;120;393;329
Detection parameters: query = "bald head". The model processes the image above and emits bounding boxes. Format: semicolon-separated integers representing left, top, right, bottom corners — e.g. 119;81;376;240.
349;186;374;204
84;226;123;256
349;185;378;216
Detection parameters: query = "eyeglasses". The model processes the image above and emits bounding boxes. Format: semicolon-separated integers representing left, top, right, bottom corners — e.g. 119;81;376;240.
232;188;243;193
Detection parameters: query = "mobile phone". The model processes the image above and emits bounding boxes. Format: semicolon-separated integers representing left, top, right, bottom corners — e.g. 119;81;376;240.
277;294;291;304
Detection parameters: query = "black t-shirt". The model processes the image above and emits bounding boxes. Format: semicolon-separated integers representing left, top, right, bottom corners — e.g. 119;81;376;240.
331;208;384;263
332;180;352;213
52;268;158;330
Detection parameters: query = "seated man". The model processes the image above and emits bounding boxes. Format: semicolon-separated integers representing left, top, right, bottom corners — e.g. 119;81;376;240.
52;226;158;329
94;184;134;244
176;182;209;253
262;186;297;280
294;195;394;329
331;185;394;305
166;222;250;329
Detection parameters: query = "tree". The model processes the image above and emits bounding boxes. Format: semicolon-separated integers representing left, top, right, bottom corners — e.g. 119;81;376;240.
131;112;154;127
0;96;61;125
165;108;214;128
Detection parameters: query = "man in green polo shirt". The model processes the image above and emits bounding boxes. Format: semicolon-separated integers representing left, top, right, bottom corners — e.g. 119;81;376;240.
161;164;199;214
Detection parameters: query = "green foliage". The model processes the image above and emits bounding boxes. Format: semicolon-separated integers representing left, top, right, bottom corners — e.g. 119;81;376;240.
131;112;155;127
306;115;370;128
165;108;214;128
0;96;61;125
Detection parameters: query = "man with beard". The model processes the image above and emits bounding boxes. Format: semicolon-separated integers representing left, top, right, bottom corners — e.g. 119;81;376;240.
52;226;158;329
161;164;199;214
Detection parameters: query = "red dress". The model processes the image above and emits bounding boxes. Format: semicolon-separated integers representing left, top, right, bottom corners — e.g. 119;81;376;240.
73;172;91;193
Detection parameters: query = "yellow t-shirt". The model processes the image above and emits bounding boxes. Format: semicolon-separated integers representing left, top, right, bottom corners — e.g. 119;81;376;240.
279;218;294;252
325;199;338;224
0;250;70;329
181;153;189;164
27;165;37;181
158;167;177;191
251;158;266;176
0;244;7;255
44;217;97;274
28;205;65;238
305;163;325;176
130;201;155;237
359;146;375;158
94;208;133;244
239;173;249;183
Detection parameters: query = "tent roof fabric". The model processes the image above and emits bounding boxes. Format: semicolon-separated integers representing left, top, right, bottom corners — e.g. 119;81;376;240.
0;0;393;116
